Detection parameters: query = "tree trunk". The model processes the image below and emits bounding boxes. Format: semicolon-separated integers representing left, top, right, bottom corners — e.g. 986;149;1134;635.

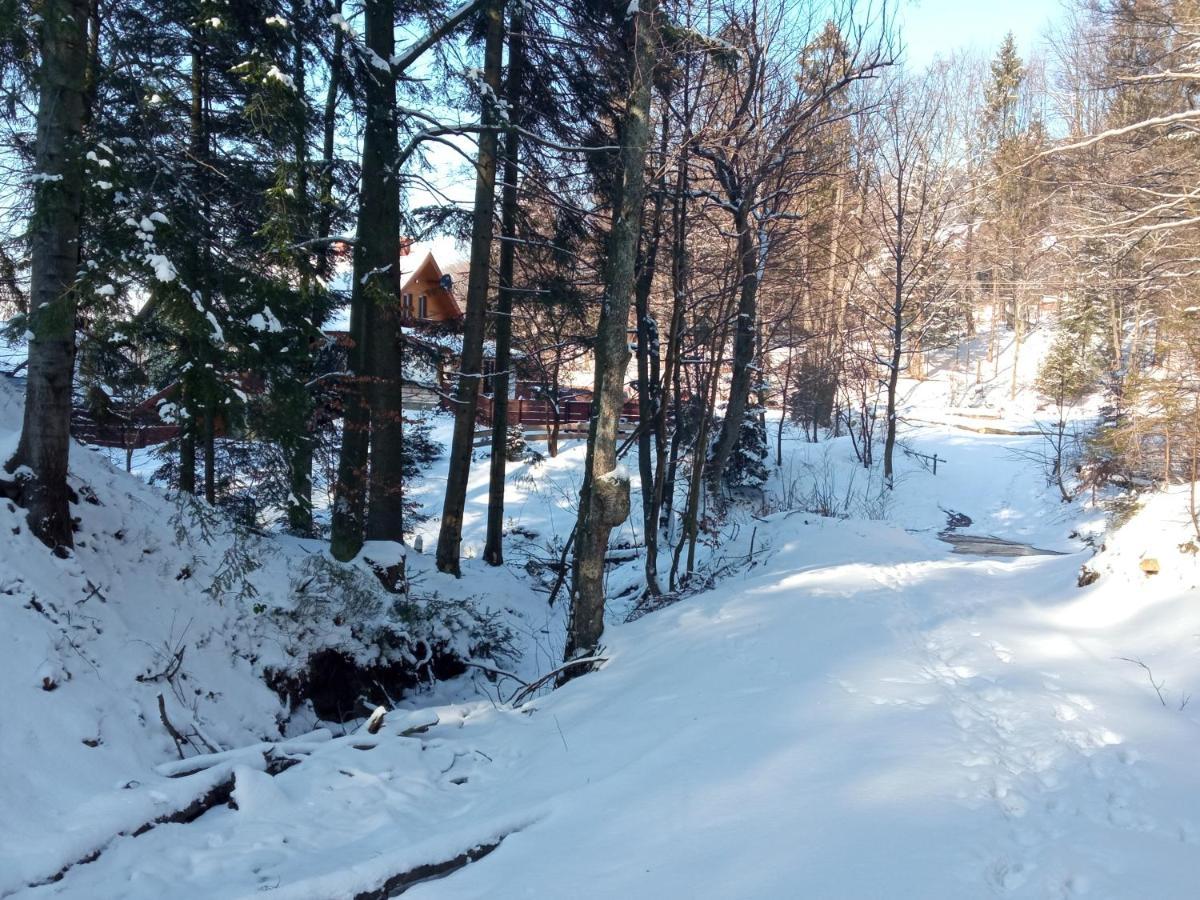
563;0;657;668
330;0;398;561
5;0;90;549
646;145;687;593
882;191;904;489
436;0;505;575
203;403;216;504
364;0;405;546
1009;288;1023;401
633;104;669;595
484;6;524;568
329;296;371;560
1190;407;1199;541
178;33;207;497
179;399;196;495
292;0;344;536
286;0;315;536
316;2;344;283
707;201;760;492
777;346;793;465
548;361;561;458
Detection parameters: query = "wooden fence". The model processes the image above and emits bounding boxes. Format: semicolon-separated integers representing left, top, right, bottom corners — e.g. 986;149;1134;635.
473;394;642;428
70;410;180;450
473;421;639;448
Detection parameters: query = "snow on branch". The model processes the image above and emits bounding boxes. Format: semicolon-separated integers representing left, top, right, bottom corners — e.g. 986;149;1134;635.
1041;109;1200;157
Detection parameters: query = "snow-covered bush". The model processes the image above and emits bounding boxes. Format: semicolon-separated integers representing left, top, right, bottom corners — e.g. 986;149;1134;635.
265;553;517;720
505;425;527;461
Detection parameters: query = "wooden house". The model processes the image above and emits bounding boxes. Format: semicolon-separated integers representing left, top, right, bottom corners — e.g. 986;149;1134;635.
398;251;464;324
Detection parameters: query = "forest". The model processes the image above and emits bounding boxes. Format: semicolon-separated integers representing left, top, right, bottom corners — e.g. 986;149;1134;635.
2;0;1200;897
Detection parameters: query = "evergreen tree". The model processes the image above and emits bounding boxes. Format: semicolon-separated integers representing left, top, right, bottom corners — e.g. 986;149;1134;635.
3;0;91;549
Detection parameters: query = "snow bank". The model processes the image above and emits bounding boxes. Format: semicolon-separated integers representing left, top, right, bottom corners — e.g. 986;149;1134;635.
0;376;512;893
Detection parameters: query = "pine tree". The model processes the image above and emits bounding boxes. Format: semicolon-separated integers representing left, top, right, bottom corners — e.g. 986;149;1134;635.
3;0;91;549
983;32;1023;144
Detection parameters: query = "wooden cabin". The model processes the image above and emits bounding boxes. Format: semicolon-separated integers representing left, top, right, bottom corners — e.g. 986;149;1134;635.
399;252;464;324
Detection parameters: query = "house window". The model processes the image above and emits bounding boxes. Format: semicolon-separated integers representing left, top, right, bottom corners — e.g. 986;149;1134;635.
418;295;427;319
402;293;413;318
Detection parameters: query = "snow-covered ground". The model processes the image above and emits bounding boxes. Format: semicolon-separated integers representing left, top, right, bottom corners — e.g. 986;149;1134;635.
3;323;1200;898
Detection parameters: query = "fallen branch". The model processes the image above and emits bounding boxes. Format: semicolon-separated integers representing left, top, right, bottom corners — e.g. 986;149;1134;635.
157;692;188;760
546;526;576;607
28;766;241;889
461;661;528;688
509;656;607;707
352;837;509;900
138;645;185;683
365;706;387;735
156;731;333;778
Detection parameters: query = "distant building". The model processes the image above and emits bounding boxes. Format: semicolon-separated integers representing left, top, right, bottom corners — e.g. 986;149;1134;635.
398;251;464;325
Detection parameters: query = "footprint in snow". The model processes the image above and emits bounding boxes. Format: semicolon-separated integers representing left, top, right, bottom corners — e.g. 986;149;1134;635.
988;858;1034;893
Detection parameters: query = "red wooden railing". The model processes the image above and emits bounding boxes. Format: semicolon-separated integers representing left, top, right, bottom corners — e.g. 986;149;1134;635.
474;395;640;427
70;410;181;450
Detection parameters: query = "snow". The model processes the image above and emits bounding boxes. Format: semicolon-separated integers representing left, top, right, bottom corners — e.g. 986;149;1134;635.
598;463;630;484
145;254;176;283
3;323;1200;897
265;65;295;91
247;306;282;333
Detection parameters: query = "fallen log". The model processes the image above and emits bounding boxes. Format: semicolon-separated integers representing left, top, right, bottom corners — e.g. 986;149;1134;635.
352;839;506;900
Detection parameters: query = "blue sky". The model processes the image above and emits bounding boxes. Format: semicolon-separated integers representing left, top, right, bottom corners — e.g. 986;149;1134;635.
898;0;1065;67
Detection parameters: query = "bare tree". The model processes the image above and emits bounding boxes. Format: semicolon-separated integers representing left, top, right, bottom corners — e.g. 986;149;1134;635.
698;0;891;492
853;69;957;488
563;0;659;671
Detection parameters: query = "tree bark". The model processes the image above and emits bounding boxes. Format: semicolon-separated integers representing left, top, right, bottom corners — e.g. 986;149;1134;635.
563;0;657;668
436;0;505;575
707;200;760;492
286;0;315;536
882;177;904;489
633;103;669;595
203;403;216;504
645;150;686;593
330;0;398;561
315;3;344;283
178;31;207;497
483;5;524;567
6;0;90;549
363;0;405;545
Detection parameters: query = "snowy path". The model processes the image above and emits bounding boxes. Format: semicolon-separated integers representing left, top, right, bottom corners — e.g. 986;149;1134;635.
19;515;1200;899
863;554;1198;897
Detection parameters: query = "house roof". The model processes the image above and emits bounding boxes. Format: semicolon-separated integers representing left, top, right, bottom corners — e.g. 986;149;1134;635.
400;251;464;319
323;250;464;331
